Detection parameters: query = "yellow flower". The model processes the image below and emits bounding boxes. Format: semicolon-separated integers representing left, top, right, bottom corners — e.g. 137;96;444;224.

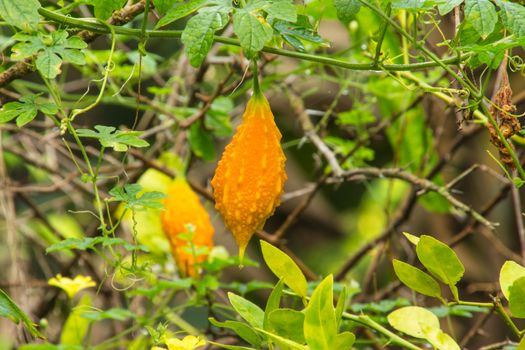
48;274;96;299
165;335;206;350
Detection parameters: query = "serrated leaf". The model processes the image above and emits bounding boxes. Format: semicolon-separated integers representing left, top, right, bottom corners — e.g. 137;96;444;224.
416;235;464;300
155;0;207;28
46;237;102;253
36;49;62;79
181;7;230;67
11;30;87;79
266;0;297;22
0;288;41;337
464;0;497;39
388;306;440;339
233;9;273;58
108;184;165;210
0;0;41;31
333;0;361;22
509;276;525;318
393;259;442;299
438;0;463;15
209;318;263;346
498;1;525;38
499;260;525;300
0;94;58;127
89;0;126;20
152;0;174;14
304;275;337;350
260;241;308;298
76;125;149;152
393;0;443;10
228;293;265;328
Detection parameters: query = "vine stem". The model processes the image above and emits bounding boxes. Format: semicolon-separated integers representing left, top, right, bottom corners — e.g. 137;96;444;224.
37;7;468;72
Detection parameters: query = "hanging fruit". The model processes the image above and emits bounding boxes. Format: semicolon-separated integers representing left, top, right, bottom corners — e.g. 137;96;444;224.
160;177;214;276
211;64;287;261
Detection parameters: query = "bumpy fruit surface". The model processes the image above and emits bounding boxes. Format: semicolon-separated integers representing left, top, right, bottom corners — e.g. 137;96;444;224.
160;177;214;276
211;92;287;258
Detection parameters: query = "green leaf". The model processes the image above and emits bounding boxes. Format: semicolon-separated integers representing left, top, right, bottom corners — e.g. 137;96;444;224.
267;308;305;343
393;259;442;299
403;232;420;245
209;318;263;346
81;308;135;321
464;0;497;39
108;184;166;210
11;31;88;79
254;328;308;350
61;294;91;345
228;292;265;328
260;240;308;298
273;18;329;49
416;235;464;300
188;123;216;161
264;279;284;329
89;0;126;20
181;7;230;67
46;237;102;253
424;328;461;350
265;0;297;23
0;94;57;127
387;306;439;339
36;49;62;79
76;125;149;152
152;0;174;14
333;332;355;349
498;1;525;38
206;96;234;137
304;275;337;350
0;288;41;337
518;336;525;350
155;0;207;28
233;8;274;59
0;0;41;31
438;0;463;15
333;0;361;22
391;0;439;10
334;286;346;329
499;260;525;300
509;276;525;318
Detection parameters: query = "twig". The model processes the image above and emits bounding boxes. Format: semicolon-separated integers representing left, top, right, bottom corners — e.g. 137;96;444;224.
334;167;494;229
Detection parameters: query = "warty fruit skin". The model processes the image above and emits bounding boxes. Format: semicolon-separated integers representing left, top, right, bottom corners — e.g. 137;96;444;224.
211;92;287;259
160;177;214;276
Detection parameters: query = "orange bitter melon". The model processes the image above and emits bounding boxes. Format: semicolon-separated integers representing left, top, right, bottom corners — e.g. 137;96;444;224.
160;177;214;276
211;91;287;260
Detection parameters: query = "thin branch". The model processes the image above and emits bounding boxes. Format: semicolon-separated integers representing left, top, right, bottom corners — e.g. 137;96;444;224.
333;167;494;229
